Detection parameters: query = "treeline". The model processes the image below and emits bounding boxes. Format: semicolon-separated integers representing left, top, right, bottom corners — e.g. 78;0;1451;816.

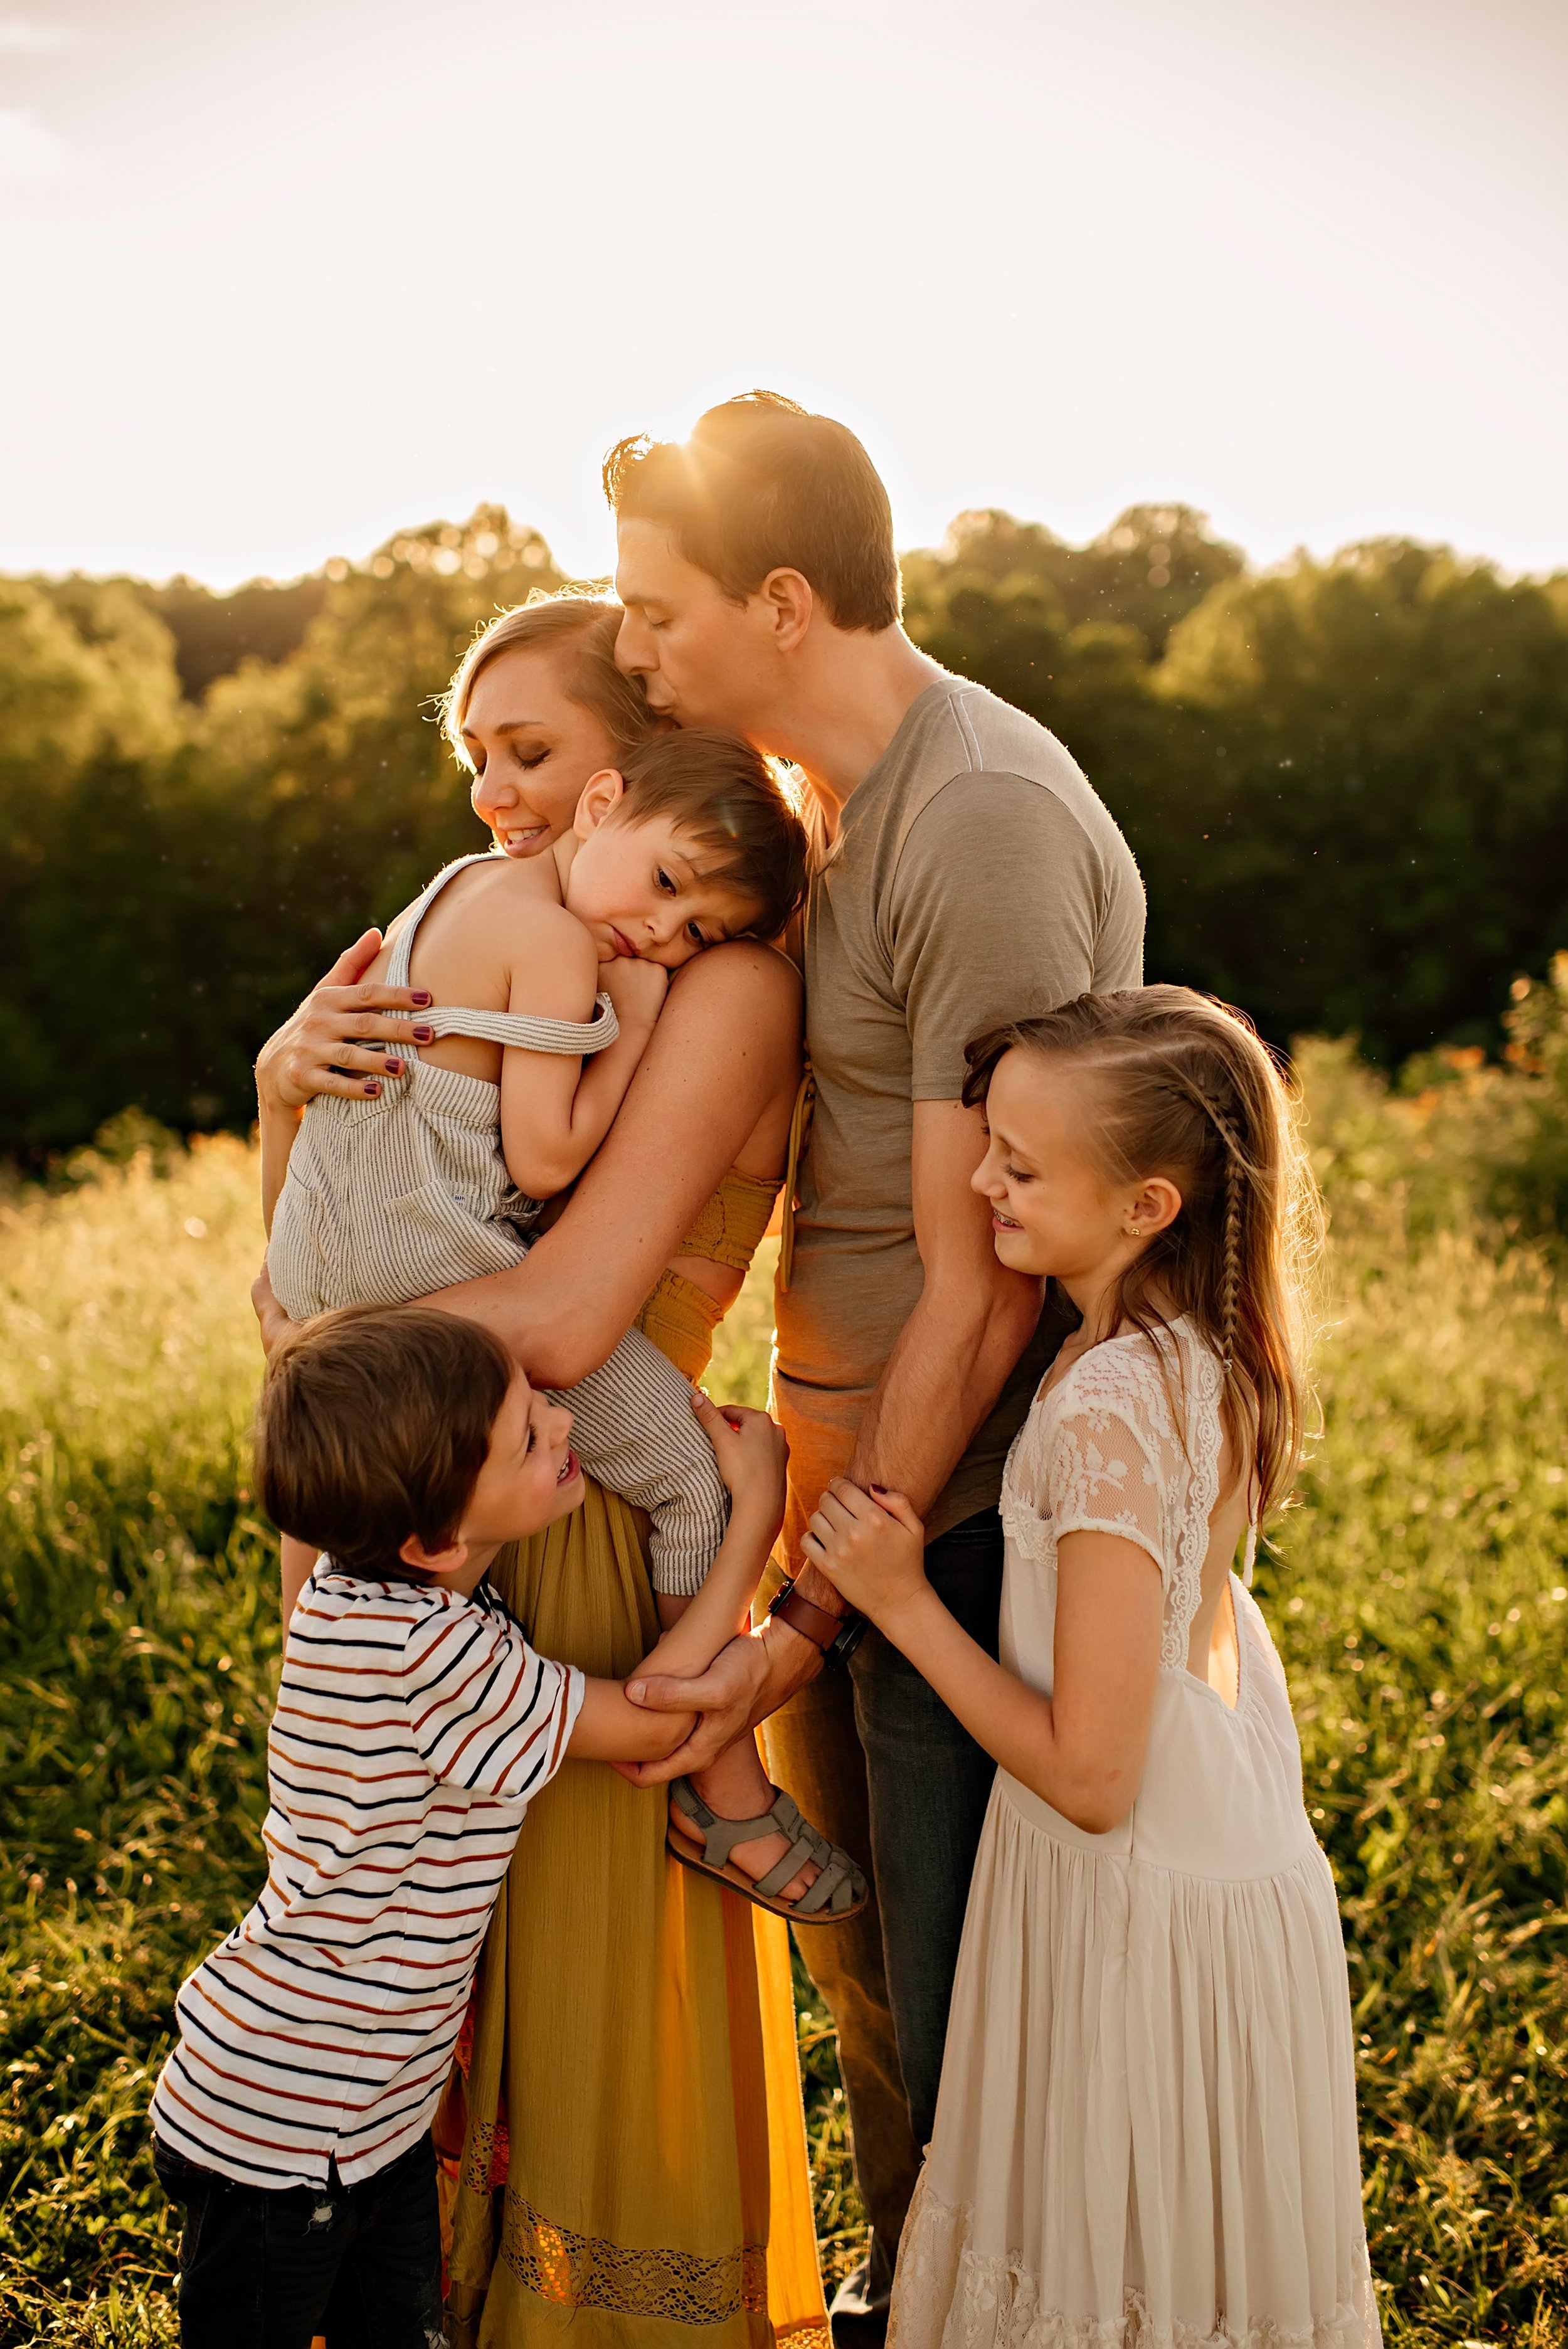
4;502;1567;1160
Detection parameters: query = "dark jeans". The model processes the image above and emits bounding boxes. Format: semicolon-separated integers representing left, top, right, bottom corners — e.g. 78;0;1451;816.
762;1506;1004;2333
154;2134;445;2349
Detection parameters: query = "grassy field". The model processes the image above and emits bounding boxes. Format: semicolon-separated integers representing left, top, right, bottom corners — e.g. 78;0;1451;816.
3;1010;1568;2345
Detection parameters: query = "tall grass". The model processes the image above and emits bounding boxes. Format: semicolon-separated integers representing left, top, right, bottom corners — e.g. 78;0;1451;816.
4;1006;1568;2342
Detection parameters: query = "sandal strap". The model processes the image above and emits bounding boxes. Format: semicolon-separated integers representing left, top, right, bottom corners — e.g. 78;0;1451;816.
669;1777;797;1870
669;1778;868;1917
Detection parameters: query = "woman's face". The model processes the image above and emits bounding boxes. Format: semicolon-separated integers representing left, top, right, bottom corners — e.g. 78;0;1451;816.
462;643;622;859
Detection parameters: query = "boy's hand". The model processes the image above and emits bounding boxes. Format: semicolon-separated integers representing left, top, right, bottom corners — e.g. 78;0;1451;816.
691;1393;788;1534
802;1479;927;1628
599;955;669;1031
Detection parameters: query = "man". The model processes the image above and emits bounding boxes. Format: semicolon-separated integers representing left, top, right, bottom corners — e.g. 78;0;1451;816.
608;393;1144;2342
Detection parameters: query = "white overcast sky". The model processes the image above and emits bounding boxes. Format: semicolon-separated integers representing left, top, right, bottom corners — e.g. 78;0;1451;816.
1;0;1564;589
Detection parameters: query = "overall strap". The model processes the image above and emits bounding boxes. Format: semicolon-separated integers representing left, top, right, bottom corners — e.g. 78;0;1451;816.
387;856;498;987
418;997;621;1057
386;857;621;1058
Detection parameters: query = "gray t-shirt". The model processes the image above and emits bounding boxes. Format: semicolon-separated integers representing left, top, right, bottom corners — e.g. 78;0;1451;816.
773;671;1145;1559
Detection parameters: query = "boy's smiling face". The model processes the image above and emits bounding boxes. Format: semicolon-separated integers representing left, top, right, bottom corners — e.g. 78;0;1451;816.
400;1371;583;1591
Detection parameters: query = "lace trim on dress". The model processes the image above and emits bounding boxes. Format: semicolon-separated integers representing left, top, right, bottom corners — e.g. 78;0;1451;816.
890;2183;1381;2349
501;2188;769;2321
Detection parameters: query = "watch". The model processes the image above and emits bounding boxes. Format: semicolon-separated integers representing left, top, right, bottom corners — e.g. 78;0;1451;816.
766;1576;867;1668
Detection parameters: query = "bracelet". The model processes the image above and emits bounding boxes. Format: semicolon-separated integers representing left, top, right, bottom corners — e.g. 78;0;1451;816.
767;1577;867;1669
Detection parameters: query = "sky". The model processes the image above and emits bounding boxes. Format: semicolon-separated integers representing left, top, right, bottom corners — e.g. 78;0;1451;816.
1;0;1564;590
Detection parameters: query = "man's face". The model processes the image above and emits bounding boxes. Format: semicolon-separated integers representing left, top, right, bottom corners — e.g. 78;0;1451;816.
614;518;778;738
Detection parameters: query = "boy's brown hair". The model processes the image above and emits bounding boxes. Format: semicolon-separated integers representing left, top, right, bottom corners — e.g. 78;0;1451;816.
604;390;902;634
255;1306;514;1583
617;727;810;941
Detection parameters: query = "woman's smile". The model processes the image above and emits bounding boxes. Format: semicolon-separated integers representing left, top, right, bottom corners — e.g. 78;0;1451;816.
494;819;551;857
556;1446;580;1486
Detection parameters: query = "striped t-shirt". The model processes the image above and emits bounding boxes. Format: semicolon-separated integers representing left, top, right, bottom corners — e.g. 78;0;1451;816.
150;1567;583;2187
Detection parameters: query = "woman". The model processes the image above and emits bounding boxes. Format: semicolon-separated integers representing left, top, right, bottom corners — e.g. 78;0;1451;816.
255;595;831;2349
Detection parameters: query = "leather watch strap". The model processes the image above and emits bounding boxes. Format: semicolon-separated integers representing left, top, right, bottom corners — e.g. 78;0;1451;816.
768;1580;853;1653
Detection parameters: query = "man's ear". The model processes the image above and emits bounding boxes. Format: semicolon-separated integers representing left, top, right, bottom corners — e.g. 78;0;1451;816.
759;568;813;654
400;1530;469;1577
574;768;626;840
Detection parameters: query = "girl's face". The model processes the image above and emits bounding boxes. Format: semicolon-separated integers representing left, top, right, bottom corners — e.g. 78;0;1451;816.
972;1050;1145;1283
462;643;622;859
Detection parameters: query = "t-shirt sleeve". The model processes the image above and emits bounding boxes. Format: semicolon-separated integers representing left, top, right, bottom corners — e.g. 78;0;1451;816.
401;1599;584;1801
889;773;1133;1101
1044;1395;1168;1582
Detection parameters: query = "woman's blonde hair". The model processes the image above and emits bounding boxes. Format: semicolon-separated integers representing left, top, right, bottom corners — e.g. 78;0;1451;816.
964;986;1322;1521
440;592;655;770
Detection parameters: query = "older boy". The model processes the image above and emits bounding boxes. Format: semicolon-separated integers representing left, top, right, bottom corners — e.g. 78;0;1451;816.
151;1306;783;2349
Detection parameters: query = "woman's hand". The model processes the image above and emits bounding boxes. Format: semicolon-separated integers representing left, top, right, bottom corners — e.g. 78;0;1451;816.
255;931;435;1111
691;1393;788;1535
251;1265;300;1362
802;1478;928;1629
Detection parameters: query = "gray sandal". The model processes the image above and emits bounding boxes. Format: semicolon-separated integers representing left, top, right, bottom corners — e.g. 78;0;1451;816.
667;1776;869;1923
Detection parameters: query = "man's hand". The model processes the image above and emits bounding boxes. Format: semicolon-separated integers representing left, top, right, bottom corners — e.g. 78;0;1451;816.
803;1477;927;1630
251;1265;299;1362
256;931;433;1111
615;1616;821;1784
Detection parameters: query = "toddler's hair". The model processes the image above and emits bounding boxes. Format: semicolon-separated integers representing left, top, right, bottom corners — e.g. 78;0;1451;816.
255;1305;514;1583
616;728;810;941
442;593;655;770
963;986;1322;1520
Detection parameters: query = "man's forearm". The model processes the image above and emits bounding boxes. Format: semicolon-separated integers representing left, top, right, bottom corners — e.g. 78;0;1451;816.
845;1271;1041;1505
790;1272;1040;1621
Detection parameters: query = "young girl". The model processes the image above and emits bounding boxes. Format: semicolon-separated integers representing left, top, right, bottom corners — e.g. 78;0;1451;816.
807;986;1380;2348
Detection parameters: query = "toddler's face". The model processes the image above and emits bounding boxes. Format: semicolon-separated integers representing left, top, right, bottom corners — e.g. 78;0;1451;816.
460;1372;585;1546
565;802;759;970
972;1051;1128;1281
464;645;622;859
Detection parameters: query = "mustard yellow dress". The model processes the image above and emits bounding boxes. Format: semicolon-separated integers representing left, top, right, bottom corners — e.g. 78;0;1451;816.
441;1173;829;2349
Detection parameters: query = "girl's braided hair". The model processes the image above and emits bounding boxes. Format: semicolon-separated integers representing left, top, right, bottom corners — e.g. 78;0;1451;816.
963;986;1322;1522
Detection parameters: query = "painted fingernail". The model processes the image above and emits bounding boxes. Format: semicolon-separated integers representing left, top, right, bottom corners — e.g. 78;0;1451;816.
411;991;433;1007
363;1080;381;1096
411;1026;435;1043
384;1058;403;1075
870;1483;888;1494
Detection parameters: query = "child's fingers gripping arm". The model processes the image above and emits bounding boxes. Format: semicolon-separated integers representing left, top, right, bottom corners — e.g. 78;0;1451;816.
548;1326;729;1598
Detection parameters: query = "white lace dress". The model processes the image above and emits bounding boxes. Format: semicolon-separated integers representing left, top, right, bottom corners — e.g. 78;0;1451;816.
890;1317;1379;2349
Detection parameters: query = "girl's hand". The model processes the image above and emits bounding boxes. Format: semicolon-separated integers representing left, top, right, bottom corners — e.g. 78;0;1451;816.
690;1393;788;1534
256;931;435;1110
802;1479;927;1626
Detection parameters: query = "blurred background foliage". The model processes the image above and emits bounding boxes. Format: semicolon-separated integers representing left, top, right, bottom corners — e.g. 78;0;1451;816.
4;501;1567;1160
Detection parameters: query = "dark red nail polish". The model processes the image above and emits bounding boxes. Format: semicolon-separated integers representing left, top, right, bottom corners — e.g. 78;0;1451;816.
363;1081;381;1096
870;1483;887;1493
412;1026;434;1044
411;991;433;1007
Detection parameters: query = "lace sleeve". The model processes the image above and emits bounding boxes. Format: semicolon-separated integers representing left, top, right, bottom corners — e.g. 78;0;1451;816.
1044;1364;1175;1585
